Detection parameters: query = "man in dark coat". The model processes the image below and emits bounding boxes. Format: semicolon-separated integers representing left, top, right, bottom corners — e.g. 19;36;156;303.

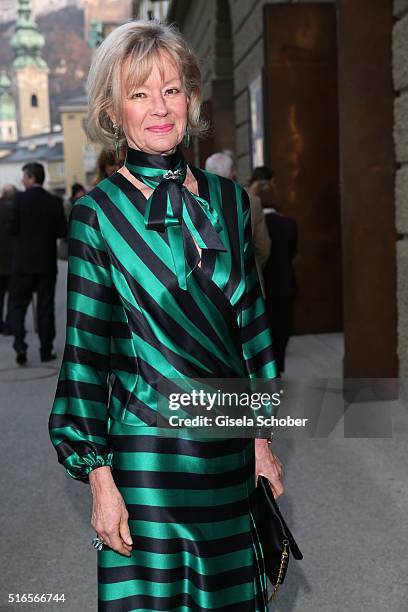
0;185;17;335
8;162;67;365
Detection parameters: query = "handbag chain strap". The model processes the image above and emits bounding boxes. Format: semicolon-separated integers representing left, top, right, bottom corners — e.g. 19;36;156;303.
268;539;290;603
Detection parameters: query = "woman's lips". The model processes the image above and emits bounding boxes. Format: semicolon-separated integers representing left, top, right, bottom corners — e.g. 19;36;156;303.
147;124;173;133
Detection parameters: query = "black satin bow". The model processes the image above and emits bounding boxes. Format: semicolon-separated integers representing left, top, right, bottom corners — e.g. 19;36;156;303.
124;146;227;290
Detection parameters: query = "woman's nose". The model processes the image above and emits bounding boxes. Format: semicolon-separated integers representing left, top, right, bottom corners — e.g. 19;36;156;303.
151;94;168;116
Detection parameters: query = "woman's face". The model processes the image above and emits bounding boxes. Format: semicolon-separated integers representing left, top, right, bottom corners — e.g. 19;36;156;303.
104;162;118;177
120;50;188;155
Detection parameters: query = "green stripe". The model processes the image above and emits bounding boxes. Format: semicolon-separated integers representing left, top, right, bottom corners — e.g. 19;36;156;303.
98;547;252;573
127;515;248;541
99;577;254;605
242;329;273;359
241;296;265;326
67;291;111;321
52;397;107;420
58;361;105;385
68;255;112;288
66;327;110;355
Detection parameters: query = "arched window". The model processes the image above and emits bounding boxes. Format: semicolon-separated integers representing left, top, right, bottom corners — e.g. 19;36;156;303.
31;94;38;107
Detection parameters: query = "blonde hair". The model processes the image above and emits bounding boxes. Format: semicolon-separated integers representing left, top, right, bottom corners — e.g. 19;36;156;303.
86;19;207;149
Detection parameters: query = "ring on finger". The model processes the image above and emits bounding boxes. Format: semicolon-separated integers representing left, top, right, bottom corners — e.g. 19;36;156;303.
91;536;105;551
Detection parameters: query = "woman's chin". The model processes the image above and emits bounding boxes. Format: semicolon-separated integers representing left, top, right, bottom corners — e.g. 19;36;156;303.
145;134;181;155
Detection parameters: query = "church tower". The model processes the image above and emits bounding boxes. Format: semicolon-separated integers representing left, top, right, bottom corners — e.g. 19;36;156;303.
0;71;18;143
10;0;51;138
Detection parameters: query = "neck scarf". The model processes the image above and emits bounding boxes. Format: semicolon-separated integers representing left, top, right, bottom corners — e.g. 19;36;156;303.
124;145;226;290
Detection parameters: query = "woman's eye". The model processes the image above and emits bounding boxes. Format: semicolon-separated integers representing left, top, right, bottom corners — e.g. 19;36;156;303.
165;88;180;95
130;92;146;99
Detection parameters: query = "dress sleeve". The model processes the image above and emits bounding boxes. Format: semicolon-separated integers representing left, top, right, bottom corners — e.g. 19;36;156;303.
237;187;278;381
48;196;114;482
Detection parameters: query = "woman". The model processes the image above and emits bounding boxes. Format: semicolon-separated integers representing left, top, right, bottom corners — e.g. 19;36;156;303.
92;149;120;185
49;20;284;611
247;166;280;209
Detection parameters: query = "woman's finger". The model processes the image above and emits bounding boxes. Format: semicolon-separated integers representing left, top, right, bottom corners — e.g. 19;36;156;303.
119;514;133;547
108;529;132;556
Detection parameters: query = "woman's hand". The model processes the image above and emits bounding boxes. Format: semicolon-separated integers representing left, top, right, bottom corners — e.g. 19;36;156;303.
89;466;133;556
255;438;284;499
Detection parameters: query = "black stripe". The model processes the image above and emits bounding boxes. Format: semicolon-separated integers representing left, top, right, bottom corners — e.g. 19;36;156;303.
109;319;132;339
125;497;250;523
54;439;109;464
245;344;276;375
241;312;270;344
70;200;99;230
49;413;107;438
104;532;250;558
219;176;243;301
62;344;109;372
55;378;107;403
113;459;254;489
66;308;110;338
109;434;251;457
67;273;114;304
241;282;261;311
109;352;137;373
68;236;111;269
98;562;255;590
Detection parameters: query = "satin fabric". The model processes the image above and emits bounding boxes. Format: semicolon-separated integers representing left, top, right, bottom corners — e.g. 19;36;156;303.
49;156;278;610
125;146;226;290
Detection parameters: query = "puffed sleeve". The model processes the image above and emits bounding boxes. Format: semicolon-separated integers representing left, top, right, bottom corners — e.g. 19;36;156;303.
48;195;114;482
237;186;278;381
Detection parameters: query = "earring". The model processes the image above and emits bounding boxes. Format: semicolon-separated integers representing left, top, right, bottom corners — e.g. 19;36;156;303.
112;123;120;163
182;127;190;148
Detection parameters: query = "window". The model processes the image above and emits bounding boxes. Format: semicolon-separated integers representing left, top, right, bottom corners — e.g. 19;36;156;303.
31;94;38;107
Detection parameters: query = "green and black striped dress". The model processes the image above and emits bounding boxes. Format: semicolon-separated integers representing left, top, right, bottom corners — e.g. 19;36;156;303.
49;147;278;611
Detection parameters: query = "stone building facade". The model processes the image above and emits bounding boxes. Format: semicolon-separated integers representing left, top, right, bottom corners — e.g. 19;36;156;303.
168;0;405;381
394;0;408;379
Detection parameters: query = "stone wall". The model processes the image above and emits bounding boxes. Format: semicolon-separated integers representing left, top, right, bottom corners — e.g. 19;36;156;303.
393;0;408;377
172;0;333;180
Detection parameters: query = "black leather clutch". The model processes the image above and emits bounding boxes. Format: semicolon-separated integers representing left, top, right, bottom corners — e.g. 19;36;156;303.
255;475;303;602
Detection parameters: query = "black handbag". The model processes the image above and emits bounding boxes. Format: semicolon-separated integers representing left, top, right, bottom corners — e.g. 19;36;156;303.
255;475;303;602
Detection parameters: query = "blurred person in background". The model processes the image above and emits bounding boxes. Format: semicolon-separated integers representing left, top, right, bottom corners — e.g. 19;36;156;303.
92;148;120;185
8;162;68;365
205;151;271;292
67;182;86;220
247;165;280;207
0;184;18;335
249;166;298;376
58;183;87;261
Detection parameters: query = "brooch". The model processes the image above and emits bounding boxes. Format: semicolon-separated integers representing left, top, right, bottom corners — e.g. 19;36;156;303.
163;169;183;180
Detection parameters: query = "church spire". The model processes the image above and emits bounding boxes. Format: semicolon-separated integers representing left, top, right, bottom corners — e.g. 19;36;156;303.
10;0;48;70
0;70;18;142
